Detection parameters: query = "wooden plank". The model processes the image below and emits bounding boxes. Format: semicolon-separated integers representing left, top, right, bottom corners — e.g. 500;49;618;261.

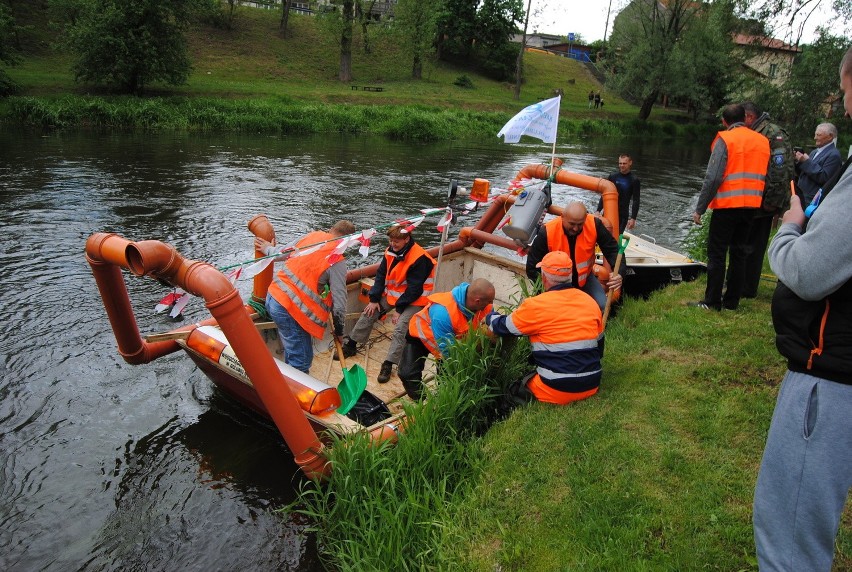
145;320;277;343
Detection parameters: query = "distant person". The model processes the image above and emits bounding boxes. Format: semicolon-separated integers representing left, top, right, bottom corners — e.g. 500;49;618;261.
753;47;852;572
526;201;623;313
596;153;640;234
341;226;435;384
588;90;594;109
740;101;795;299
487;251;604;406
794;122;842;205
260;220;355;374
594;92;601;109
399;279;495;400
599;99;604;109
690;103;769;311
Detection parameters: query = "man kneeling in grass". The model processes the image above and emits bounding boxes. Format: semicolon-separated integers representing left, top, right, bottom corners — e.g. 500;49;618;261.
487;251;604;405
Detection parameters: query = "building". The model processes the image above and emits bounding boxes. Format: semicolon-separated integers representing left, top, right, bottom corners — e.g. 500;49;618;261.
733;33;801;87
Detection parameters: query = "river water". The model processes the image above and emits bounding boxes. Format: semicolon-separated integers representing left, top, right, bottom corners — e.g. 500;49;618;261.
0;129;709;571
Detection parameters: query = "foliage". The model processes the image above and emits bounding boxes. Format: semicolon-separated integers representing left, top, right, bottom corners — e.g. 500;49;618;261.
55;0;202;94
288;328;531;570
777;29;848;137
454;74;473;89
606;0;738;121
682;212;710;262
0;2;20;95
393;0;440;79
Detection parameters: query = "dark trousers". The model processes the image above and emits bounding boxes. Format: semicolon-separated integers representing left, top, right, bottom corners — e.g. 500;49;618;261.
704;208;756;310
398;336;431;400
742;211;775;298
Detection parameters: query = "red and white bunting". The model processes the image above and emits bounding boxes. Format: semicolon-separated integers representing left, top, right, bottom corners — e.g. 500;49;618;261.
242;257;274;280
393;216;425;233
436;208;453;231
169;292;192;318
358;228;376;258
225;267;242;285
155;288;186;313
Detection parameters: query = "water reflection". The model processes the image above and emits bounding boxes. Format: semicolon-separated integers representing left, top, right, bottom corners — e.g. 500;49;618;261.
0;128;709;570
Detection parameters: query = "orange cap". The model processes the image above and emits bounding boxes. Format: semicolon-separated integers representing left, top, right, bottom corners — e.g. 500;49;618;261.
536;251;573;276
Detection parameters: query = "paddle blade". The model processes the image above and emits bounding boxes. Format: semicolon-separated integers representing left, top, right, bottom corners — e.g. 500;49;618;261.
337;364;368;415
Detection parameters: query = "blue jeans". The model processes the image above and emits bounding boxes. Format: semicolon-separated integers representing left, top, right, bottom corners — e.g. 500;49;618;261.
581;274;607;313
266;293;313;374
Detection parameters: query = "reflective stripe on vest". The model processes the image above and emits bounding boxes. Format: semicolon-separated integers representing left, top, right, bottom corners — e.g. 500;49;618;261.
268;231;337;339
383;243;436;306
544;216;597;287
709;127;770;210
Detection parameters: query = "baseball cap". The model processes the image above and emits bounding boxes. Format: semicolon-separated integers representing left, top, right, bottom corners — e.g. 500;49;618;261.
536;251;573;276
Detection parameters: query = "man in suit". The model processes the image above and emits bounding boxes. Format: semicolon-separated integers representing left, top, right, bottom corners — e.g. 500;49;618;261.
795;122;842;205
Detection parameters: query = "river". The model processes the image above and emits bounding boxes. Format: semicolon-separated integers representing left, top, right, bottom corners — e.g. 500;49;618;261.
0;129;709;571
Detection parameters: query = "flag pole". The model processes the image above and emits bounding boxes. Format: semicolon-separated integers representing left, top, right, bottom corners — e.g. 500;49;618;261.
548;95;560;177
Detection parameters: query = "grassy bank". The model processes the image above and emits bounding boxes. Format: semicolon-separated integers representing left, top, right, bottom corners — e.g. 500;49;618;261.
294;275;852;571
1;6;710;139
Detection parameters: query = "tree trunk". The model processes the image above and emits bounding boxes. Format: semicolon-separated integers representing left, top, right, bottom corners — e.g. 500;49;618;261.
638;90;659;120
513;0;533;101
339;1;354;82
412;53;422;79
280;0;291;36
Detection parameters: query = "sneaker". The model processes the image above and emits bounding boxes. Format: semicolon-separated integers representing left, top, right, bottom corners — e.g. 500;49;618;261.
377;361;394;384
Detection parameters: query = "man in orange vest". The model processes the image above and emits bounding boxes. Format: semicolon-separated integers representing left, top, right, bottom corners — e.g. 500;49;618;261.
690;103;769;311
488;251;604;406
341;226;436;384
260;220;355;374
399;278;495;399
525;201;623;312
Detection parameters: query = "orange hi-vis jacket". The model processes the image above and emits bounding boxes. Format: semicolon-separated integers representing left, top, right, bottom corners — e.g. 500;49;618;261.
708;126;769;210
383;243;435;306
409;290;492;358
487;284;603;405
544;215;597;287
268;231;338;339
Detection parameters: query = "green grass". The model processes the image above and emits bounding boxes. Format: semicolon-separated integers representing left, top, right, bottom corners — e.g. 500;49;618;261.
1;5;702;135
291;275;852;571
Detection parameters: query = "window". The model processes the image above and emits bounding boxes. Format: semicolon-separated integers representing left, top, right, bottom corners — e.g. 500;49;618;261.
769;64;777;79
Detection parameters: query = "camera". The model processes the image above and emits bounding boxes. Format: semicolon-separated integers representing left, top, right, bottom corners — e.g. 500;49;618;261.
793;146;803;154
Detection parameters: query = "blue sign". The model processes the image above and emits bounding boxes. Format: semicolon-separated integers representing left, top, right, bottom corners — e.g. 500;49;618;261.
568;32;575;42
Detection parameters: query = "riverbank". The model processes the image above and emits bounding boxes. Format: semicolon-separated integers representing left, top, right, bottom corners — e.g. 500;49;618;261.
1;6;714;140
294;274;852;570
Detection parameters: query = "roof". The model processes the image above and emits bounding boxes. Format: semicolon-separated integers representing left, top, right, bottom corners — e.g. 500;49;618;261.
732;33;801;53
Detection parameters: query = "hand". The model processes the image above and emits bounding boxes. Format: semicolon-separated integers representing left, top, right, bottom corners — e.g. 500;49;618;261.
362;302;381;317
781;194;806;227
390;311;400;325
332;316;344;337
607;272;623;292
691;212;702;225
626;218;636;230
794;151;809;163
255;237;273;253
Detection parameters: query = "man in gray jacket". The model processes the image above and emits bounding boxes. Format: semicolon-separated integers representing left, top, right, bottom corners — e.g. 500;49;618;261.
753;47;852;572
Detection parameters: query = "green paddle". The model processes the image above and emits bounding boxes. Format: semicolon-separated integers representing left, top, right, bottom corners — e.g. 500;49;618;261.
333;334;368;415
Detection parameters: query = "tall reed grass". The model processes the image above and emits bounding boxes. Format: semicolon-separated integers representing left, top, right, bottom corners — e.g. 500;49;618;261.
1;95;715;142
289;327;532;571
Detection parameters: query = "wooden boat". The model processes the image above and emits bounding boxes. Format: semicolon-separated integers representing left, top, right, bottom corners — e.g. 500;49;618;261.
85;164;702;478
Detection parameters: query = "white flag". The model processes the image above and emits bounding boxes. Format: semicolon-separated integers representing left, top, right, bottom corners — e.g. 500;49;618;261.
497;95;561;144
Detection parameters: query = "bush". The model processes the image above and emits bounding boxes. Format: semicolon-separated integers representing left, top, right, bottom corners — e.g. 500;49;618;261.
453;75;473;89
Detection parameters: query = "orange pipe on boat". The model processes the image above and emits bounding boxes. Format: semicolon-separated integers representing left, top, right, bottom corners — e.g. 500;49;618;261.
247;214;276;304
86;233;330;479
514;164;620;238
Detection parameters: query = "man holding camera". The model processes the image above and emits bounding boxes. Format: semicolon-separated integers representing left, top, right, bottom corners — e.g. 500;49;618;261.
794;123;842;205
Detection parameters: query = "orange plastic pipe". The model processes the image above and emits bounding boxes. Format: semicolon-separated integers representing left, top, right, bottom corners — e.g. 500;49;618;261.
86;233;330;479
514;164;620;238
247;214;276;304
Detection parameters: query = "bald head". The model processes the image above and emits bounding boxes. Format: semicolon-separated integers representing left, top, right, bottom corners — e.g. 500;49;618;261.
561;201;588;237
466;278;495;312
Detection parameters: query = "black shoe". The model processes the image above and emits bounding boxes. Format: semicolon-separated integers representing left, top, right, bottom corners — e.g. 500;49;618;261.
333;340;357;360
377;361;394;384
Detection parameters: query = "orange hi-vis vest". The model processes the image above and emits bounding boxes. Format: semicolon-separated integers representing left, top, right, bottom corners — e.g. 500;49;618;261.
268;231;338;339
383;243;435;306
708;126;769;210
408;291;493;358
544;215;597;287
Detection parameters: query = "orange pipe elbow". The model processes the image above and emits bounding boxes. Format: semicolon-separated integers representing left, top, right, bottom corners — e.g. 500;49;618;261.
247;214;276;304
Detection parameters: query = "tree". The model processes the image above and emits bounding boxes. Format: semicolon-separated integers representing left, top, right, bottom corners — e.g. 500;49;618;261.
607;0;701;119
394;0;440;79
58;0;200;95
513;0;533;100
434;0;477;61
280;0;293;36
744;0;851;46
778;29;848;135
474;0;523;82
0;3;20;95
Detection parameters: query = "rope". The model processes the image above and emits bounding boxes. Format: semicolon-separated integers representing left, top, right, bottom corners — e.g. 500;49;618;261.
247;298;269;320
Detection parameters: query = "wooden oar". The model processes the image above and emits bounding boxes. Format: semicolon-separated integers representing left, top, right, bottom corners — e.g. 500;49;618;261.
602;235;630;328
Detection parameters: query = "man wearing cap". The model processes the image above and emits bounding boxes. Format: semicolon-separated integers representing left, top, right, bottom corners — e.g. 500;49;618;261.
525;201;622;313
488;251;604;405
